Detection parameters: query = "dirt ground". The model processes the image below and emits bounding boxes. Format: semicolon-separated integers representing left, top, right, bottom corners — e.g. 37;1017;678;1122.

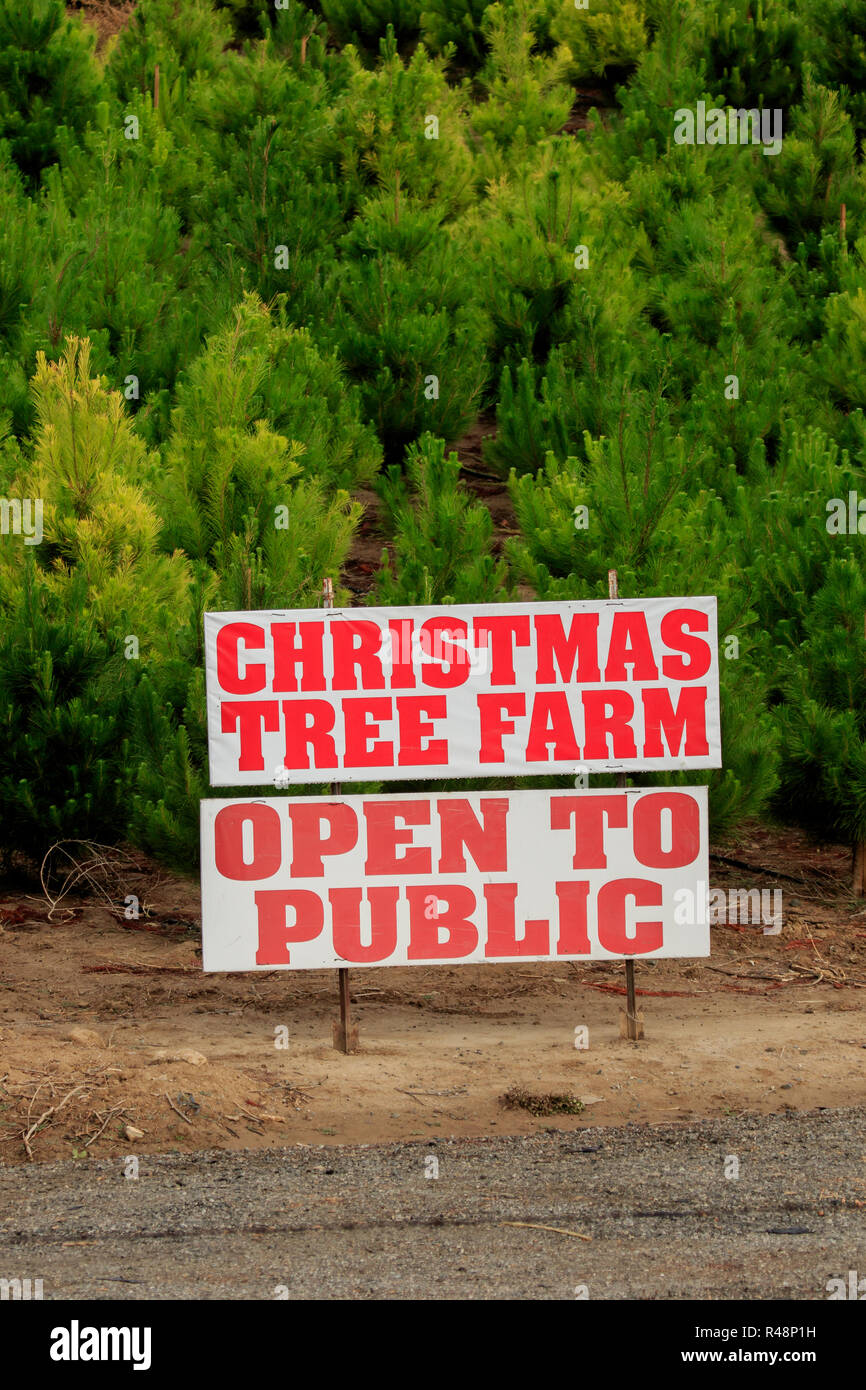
1;823;864;1166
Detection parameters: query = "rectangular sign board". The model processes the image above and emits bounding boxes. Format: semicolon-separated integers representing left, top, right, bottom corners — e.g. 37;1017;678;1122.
200;787;710;971
204;598;721;786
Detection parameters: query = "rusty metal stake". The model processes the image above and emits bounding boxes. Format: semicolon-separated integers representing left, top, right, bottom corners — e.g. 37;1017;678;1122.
322;577;358;1052
329;777;357;1052
609;569;643;1042
336;966;354;1051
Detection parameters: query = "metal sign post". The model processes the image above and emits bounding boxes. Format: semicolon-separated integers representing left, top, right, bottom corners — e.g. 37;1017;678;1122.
608;569;643;1041
322;578;359;1053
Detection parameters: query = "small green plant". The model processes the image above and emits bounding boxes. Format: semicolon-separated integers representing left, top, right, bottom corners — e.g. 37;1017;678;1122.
319;4;422;54
372;432;509;604
697;0;804;109
551;0;651;85
108;0;232;101
330;194;490;461
471;2;574;161
0;0;102;184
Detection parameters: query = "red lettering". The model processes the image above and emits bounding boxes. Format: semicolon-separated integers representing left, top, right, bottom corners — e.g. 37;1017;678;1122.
288;802;357;876
221;700;280;773
604;611;659;682
215;622;266;695
214;802;282;880
555;881;592;955
581;690;637;759
331;620;386;691
282;698;338;770
597;878;663;954
407;885;478;959
364;800;432;875
477;693;525;762
388;619;416;689
396;696;448;765
525;691;580;762
473;615;531;685
641;687;709;758
633;792;700;868
550;795;628;868
254;889;324;964
271;621;326;692
660;608;711;680
330;887;399;964
534;613;600;683
483;883;548;957
343;696;393;767
437;798;509;873
420;617;470;689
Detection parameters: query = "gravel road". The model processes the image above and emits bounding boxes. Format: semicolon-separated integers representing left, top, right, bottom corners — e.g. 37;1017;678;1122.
2;1108;864;1300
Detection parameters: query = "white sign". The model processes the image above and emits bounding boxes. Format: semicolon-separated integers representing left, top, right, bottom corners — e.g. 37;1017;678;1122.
204;598;721;785
200;787;710;971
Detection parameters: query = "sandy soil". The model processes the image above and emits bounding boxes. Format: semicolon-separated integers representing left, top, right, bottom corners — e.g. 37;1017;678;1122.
1;823;864;1166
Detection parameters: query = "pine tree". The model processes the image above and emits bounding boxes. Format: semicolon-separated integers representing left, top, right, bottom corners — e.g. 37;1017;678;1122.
0;562;136;869
158;295;362;611
0;338;192;866
319;3;423;54
176;48;347;328
267;0;334;67
551;0;652;86
756;81;864;253
322;33;475;219
108;0;232;101
815;238;866;425
372;432;509;603
469;137;643;381
773;557;866;892
803;0;866;135
697;0;803;111
330;192;491;462
0;0;102;185
35;122;224;415
11;339;192;651
420;0;491;69
0;151;41;436
470;2;573;163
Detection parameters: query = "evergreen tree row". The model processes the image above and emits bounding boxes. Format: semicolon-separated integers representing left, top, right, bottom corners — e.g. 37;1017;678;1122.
2;0;866;884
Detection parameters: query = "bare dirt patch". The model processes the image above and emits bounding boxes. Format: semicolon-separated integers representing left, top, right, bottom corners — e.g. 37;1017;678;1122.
1;823;864;1166
67;0;134;53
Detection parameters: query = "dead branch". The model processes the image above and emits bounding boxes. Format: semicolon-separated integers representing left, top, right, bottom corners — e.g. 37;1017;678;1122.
163;1093;193;1125
36;840;166;922
22;1084;87;1160
82;1104;129;1148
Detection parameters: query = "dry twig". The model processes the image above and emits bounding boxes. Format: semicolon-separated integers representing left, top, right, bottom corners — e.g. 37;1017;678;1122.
503;1221;592;1242
82;1104;129;1148
22;1084;87;1160
163;1093;193;1125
